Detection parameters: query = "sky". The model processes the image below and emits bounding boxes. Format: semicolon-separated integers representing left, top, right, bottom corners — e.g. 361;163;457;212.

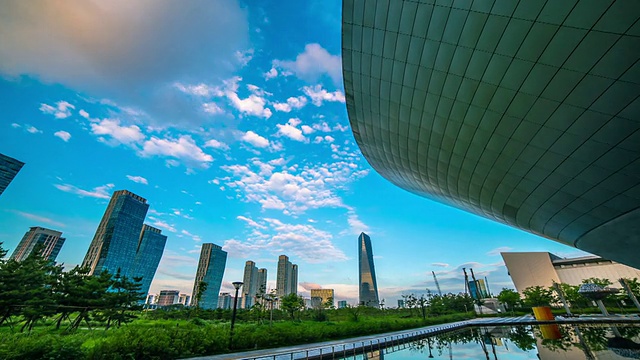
0;0;589;306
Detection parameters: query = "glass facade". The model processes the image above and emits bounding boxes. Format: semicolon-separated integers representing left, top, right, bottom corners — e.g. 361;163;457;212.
131;224;167;297
241;260;257;309
343;0;640;269
358;232;379;308
10;226;65;262
82;190;149;276
0;153;24;197
276;255;298;297
191;243;227;310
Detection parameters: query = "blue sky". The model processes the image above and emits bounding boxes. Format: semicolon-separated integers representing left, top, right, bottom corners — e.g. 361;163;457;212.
0;0;587;305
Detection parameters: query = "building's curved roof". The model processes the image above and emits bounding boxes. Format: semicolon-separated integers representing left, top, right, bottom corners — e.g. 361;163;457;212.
342;0;640;268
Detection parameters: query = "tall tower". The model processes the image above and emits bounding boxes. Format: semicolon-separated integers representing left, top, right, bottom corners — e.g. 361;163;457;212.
276;255;291;297
257;268;268;297
131;224;167;297
241;260;257;309
359;232;380;308
290;264;298;295
82;190;149;276
10;226;65;262
191;243;227;309
0;153;24;197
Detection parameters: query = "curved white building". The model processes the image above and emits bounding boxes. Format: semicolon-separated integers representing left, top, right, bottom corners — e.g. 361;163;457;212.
343;0;640;268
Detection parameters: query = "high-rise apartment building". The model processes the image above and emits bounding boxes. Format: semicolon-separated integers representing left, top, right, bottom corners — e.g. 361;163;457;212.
157;290;180;306
10;226;65;262
359;233;380;308
0;153;24;197
131;224;167;297
338;300;347;309
276;255;298;297
191;243;227;309
82;190;150;276
257;268;268;296
290;264;298;294
218;292;232;309
241;260;257;309
310;288;334;308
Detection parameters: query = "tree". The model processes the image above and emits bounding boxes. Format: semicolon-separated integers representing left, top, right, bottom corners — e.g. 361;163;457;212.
557;283;590;309
280;293;304;320
194;281;208;316
522;286;555;307
497;288;520;314
582;277;612;287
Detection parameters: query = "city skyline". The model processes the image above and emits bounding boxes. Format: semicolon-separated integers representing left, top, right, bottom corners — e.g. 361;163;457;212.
0;0;599;306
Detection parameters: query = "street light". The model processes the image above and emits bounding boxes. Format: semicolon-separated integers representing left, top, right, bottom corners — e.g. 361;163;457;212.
229;281;243;350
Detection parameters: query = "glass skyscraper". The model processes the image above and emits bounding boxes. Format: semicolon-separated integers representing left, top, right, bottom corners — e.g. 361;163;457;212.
276;255;298;297
359;232;380;308
191;243;227;309
241;260;257;309
0;153;24;197
10;226;65;262
82;190;151;277
131;224;167;297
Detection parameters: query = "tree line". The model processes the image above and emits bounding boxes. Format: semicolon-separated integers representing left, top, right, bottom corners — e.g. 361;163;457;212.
497;277;640;313
0;242;144;332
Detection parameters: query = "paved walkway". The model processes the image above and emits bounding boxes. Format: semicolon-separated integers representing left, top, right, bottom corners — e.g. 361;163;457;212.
185;315;640;360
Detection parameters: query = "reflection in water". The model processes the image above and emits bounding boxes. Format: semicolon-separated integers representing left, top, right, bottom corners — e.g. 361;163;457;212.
356;323;640;359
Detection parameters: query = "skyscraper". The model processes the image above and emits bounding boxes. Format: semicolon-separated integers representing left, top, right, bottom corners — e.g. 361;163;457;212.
241;260;257;309
257;268;268;296
310;289;334;308
359;233;379;308
191;243;227;309
290;264;298;295
276;255;298;297
10;226;65;262
82;190;149;276
0;153;24;197
131;224;167;297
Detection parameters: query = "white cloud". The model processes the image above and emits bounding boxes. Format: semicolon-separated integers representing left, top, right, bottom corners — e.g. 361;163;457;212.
235;48;254;67
264;67;278;79
223;77;272;119
276;118;307;142
140;135;213;168
273;43;342;83
90;119;145;145
11;123;20;128
220;156;369;214
53;130;71;142
202;102;224;115
175;83;217;97
0;1;249;128
153;220;177;233
273;96;307;113
303;85;345;106
12;210;66;228
301;125;314;134
312;122;332;132
431;262;450;268
27;126;42;134
347;213;369;235
204;138;230;150
236;215;267;229
181;229;201;241
241;131;270;148
39;101;75;119
79;109;90;119
224;217;347;263
54;183;114;199
487;246;513;256
126;175;148;185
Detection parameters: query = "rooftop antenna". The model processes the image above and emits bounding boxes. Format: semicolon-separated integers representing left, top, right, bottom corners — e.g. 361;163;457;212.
432;271;443;296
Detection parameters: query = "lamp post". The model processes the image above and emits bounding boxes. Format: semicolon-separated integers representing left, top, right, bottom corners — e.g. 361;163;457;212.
266;294;278;326
229;281;243;350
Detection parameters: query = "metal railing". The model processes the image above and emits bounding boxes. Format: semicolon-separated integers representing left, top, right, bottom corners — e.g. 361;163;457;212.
247;321;469;360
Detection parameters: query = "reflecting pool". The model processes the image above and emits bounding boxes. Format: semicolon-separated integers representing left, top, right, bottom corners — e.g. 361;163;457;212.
345;324;640;359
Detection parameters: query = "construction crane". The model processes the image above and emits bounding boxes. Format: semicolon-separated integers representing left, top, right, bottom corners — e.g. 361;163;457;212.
432;271;442;296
